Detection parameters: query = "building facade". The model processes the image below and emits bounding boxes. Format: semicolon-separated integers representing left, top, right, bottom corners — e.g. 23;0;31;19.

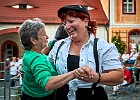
108;0;140;53
0;0;108;62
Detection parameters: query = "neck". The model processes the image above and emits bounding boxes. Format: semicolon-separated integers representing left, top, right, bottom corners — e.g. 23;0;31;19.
31;46;42;54
69;34;89;55
72;33;89;46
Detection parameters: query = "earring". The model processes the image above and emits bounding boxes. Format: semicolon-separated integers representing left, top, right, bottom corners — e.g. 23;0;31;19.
85;26;91;29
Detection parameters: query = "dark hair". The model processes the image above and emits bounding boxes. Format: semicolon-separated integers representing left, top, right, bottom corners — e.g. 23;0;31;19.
54;24;68;40
59;10;97;34
18;18;45;50
46;24;68;55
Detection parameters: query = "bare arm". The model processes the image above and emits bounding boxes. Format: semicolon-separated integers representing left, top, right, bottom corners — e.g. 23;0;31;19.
129;52;134;59
98;69;124;86
11;73;20;79
45;71;75;91
74;66;123;86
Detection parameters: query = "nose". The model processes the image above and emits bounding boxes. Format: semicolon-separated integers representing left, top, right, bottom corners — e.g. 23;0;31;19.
46;34;49;39
65;23;71;32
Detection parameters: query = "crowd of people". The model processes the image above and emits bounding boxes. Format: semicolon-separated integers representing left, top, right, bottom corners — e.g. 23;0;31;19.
110;45;140;96
5;56;22;87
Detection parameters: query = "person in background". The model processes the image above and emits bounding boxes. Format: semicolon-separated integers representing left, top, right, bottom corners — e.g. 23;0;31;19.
42;23;68;55
18;55;22;67
48;5;123;100
12;55;23;88
5;57;10;73
134;55;140;85
12;65;22;87
121;51;129;66
54;23;69;40
111;65;132;96
138;41;140;52
18;18;89;100
129;39;137;52
128;49;138;67
9;57;19;87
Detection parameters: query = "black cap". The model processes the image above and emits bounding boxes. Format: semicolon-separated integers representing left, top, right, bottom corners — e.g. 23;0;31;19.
58;5;90;18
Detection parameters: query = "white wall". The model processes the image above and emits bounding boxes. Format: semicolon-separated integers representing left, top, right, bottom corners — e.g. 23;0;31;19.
96;25;108;41
45;24;59;41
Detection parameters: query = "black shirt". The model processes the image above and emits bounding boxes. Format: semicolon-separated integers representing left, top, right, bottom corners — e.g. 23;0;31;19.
67;54;80;72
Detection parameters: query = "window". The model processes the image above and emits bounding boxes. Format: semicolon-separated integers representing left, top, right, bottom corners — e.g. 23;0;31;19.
122;0;136;14
6;44;13;60
7;44;12;49
19;4;27;9
11;4;34;9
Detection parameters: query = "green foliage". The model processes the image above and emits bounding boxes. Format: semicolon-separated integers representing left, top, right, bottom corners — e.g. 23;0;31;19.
112;35;126;54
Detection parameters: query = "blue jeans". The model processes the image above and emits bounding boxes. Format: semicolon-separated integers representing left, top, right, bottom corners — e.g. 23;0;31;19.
11;75;16;87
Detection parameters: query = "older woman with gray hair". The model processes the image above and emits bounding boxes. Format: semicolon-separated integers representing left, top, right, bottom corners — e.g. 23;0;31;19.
18;18;80;100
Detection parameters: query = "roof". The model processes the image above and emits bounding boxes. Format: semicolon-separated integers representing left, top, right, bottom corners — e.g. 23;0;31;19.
0;0;108;25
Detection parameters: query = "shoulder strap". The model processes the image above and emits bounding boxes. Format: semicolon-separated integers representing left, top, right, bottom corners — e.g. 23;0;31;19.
94;38;99;72
92;38;99;91
55;41;65;65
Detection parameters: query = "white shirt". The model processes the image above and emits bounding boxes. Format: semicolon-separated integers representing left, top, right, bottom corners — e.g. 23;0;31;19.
130;52;138;60
131;43;137;49
121;54;129;61
18;59;22;67
10;61;18;75
48;34;121;100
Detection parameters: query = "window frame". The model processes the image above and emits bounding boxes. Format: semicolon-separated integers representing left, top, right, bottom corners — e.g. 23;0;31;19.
122;0;136;14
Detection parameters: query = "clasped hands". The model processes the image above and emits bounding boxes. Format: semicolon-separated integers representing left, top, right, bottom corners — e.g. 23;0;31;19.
74;66;99;83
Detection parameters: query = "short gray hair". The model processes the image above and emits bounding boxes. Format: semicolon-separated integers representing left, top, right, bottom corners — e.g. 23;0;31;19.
18;18;45;50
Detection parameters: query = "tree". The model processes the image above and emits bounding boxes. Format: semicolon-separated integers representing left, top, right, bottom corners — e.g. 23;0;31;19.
112;35;126;55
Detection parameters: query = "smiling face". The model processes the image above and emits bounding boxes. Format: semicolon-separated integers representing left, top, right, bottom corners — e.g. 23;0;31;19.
31;28;48;51
36;28;48;50
64;15;89;42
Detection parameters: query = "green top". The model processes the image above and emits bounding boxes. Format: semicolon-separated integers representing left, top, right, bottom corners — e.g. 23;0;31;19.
22;50;57;98
48;40;55;48
46;40;56;55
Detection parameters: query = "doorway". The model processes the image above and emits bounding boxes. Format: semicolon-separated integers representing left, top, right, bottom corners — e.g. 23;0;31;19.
1;41;19;62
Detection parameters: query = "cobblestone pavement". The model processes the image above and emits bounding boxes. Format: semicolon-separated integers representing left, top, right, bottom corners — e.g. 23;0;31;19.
106;83;140;100
1;80;140;100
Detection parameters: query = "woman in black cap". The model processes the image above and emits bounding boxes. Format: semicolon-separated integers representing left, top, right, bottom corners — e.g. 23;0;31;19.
48;5;123;100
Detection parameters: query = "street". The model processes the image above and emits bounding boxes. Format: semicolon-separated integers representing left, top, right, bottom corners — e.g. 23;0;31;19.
0;80;140;100
106;83;140;100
